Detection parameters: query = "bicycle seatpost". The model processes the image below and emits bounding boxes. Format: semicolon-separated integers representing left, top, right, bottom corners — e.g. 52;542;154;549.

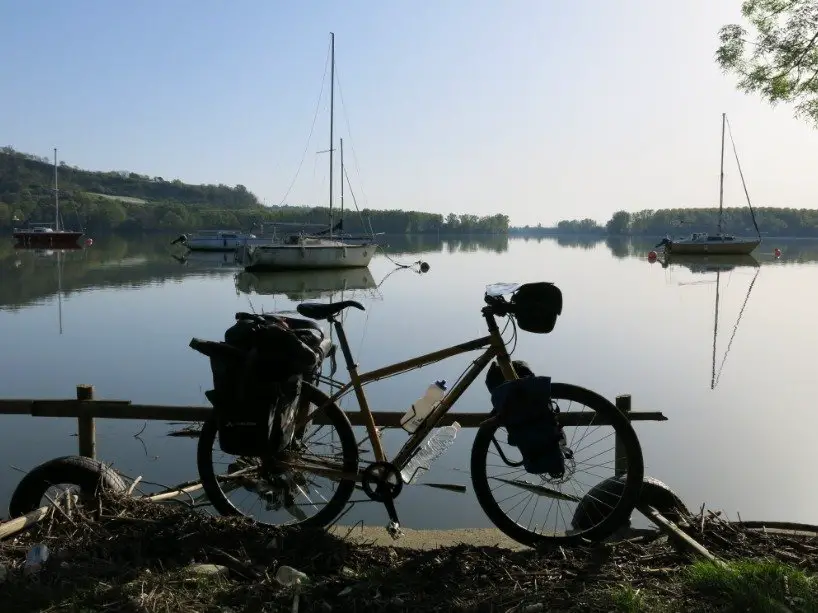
329;316;356;372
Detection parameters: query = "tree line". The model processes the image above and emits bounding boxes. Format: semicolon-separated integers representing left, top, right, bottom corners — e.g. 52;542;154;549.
0;147;509;235
533;208;818;238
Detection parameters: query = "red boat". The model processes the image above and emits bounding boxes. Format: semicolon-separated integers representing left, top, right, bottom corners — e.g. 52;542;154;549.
12;148;86;249
13;225;84;248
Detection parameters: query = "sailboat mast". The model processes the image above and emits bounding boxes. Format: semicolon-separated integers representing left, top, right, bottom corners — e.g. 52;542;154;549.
340;137;344;226
54;148;60;232
711;269;721;390
328;32;335;239
718;112;726;235
57;250;63;335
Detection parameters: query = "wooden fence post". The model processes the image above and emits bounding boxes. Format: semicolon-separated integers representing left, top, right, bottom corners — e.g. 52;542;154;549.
614;394;632;476
76;384;96;460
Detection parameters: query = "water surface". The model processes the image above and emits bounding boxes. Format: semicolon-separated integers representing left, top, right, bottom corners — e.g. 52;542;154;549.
1;234;816;530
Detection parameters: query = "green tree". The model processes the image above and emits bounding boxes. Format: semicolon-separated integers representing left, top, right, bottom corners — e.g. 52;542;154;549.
606;210;631;235
717;0;818;127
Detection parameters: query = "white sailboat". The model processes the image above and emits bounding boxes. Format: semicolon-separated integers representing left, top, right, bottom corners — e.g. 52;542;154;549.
655;113;762;256
170;228;272;252
237;32;377;272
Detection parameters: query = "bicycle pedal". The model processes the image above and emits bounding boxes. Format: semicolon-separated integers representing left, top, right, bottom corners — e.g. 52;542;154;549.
386;521;404;540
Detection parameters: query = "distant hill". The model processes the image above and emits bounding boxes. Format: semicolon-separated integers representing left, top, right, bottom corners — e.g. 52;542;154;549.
0;147;509;235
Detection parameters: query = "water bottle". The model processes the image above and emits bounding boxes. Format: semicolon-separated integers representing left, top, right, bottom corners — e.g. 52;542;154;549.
24;544;49;575
400;422;461;484
400;380;447;433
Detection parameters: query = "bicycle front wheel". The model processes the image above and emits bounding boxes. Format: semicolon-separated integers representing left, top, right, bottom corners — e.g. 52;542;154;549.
197;382;359;530
470;382;644;546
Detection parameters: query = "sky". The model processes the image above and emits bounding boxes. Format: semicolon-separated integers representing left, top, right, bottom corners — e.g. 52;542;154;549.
1;0;816;227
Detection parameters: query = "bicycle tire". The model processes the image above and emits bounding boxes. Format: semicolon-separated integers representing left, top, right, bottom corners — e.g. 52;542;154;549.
197;381;359;529
470;382;644;546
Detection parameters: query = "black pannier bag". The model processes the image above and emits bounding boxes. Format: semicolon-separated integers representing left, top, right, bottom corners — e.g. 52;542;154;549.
488;373;566;478
203;313;320;456
510;282;563;334
485;359;534;394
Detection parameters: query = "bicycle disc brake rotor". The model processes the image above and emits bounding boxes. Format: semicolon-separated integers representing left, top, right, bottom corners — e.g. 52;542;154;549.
227;460;306;511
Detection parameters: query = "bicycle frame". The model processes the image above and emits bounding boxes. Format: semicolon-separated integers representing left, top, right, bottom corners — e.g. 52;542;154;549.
296;308;519;476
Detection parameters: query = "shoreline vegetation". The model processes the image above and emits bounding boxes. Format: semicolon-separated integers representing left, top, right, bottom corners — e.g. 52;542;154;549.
2;492;818;612
4;147;818;239
5;233;818;312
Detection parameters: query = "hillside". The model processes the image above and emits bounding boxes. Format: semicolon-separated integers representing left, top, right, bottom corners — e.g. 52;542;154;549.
0;147;509;235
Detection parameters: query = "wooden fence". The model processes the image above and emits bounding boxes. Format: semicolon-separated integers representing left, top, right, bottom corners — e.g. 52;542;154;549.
0;384;667;475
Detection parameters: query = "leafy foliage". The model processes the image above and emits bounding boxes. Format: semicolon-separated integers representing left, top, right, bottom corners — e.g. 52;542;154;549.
716;0;818;126
533;206;818;237
0;147;509;235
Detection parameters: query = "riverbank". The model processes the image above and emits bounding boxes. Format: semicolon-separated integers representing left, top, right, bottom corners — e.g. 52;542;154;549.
1;494;817;612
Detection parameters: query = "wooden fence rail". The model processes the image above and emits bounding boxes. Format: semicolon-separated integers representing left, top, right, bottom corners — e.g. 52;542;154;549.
0;385;667;462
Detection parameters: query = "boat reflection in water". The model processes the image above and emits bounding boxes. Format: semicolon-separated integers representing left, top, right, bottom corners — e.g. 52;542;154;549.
660;252;761;389
171;250;241;269
234;267;377;301
659;253;760;274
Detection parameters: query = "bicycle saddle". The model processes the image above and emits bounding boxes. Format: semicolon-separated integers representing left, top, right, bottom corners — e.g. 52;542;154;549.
297;300;365;321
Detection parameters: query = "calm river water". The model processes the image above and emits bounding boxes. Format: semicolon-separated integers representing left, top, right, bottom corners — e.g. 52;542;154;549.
1;234;816;530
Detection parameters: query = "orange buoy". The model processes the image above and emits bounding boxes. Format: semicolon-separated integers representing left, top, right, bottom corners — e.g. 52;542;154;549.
648;251;657;261
85;238;94;246
774;247;781;258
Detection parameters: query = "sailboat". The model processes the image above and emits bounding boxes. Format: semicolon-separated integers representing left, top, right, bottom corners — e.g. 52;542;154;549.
655;113;762;256
13;148;85;249
237;33;377;272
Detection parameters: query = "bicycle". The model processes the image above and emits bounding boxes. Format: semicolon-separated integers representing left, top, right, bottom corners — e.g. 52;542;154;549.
192;281;645;546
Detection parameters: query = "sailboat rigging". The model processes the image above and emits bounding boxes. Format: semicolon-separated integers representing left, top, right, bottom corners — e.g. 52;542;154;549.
655;113;762;256
12;148;85;249
237;32;377;272
710;265;760;389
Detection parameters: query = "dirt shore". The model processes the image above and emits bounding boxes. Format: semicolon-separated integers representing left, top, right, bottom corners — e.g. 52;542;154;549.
2;495;818;612
329;524;528;550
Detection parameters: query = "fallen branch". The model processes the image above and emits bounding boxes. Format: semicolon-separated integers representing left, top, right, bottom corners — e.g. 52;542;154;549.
0;506;49;540
642;505;721;564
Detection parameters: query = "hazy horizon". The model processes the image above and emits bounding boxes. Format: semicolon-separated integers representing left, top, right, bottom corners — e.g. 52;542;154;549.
2;1;816;227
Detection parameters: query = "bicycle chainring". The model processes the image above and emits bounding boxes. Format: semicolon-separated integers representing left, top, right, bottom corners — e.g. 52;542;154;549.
361;462;404;503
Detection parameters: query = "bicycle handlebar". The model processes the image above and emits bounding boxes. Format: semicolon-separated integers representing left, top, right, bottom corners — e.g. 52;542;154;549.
483;293;512;317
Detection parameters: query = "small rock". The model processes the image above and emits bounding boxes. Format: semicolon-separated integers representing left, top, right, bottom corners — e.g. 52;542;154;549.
186;563;229;577
275;565;309;586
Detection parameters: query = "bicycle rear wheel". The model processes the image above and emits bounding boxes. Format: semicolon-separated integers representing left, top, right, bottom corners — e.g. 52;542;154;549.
470;382;644;546
197;382;359;529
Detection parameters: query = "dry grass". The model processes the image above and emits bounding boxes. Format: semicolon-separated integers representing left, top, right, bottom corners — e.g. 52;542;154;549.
1;494;818;612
